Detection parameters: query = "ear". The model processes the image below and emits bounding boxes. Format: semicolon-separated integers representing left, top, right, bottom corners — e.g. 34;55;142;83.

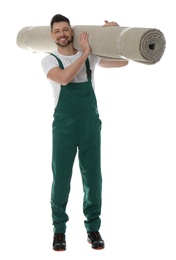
71;28;74;36
51;32;54;40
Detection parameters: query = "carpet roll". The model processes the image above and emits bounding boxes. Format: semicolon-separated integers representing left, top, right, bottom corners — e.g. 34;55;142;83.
16;25;166;64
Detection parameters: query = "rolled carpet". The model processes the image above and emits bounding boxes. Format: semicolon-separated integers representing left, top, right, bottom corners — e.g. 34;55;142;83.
16;25;166;64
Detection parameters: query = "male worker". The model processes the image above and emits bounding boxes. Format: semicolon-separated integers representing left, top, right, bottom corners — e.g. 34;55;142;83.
41;14;128;251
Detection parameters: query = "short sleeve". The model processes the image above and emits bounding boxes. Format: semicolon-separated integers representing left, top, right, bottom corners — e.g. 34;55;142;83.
41;54;59;76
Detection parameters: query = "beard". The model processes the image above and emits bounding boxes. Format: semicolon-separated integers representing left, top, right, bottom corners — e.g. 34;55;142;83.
55;36;73;47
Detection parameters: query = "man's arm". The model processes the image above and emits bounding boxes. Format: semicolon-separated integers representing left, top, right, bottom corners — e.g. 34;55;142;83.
47;32;91;85
99;59;129;68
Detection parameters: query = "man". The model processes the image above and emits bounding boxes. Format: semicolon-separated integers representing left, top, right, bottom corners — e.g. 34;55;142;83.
41;14;128;251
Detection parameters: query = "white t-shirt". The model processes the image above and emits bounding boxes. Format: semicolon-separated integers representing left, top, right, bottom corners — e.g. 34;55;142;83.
41;50;101;108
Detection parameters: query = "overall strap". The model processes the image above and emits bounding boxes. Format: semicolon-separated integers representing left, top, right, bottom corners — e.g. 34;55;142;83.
85;58;92;81
50;53;64;69
50;53;92;81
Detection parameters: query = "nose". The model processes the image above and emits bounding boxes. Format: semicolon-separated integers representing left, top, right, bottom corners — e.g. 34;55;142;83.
60;31;66;37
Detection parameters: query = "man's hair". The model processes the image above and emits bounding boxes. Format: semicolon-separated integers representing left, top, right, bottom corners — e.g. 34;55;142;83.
50;14;71;31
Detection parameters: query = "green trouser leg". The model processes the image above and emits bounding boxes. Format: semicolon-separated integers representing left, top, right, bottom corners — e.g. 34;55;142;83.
78;112;102;232
51;115;78;233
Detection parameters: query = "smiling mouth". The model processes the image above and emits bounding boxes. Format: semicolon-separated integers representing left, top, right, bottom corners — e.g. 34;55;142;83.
58;37;68;42
56;36;73;47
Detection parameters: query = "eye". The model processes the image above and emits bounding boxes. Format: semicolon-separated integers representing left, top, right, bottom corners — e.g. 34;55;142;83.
63;28;69;32
54;30;60;34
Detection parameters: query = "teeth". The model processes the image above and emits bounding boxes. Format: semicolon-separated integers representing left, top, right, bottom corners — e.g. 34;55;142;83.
60;37;66;40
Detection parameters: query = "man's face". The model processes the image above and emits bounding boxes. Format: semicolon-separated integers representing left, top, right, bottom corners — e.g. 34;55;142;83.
51;21;73;47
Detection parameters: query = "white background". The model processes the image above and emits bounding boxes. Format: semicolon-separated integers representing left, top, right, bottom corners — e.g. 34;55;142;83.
0;0;175;259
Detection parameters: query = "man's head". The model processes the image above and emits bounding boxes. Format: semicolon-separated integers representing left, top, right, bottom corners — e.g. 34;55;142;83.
50;14;73;48
50;14;71;32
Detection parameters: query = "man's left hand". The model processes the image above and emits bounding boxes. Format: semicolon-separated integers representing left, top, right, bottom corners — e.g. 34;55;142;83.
103;20;119;27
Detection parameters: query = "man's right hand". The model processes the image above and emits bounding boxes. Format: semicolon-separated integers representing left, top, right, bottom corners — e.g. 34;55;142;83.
79;31;92;55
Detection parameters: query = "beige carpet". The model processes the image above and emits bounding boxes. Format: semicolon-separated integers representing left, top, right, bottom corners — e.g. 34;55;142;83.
16;25;166;64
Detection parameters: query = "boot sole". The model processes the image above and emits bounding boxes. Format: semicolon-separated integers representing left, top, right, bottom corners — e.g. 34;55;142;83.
53;248;66;251
87;240;105;250
53;246;66;251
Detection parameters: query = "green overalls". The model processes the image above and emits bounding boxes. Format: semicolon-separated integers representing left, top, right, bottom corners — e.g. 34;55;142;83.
51;54;102;234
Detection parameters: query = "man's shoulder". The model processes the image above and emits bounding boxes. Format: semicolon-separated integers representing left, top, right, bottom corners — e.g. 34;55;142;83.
41;51;58;63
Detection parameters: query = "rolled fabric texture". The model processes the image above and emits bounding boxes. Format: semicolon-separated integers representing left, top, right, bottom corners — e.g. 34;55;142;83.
16;26;54;52
16;25;166;64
